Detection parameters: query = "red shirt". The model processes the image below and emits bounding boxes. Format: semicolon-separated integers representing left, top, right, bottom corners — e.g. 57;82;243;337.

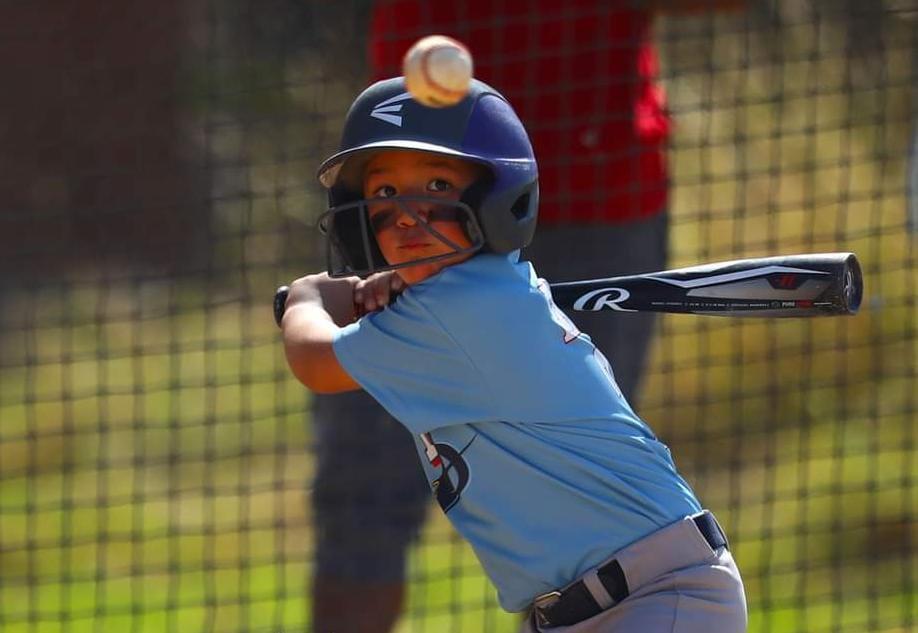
369;0;670;224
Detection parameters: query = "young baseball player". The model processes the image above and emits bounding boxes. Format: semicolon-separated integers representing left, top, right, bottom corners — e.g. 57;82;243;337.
281;77;747;631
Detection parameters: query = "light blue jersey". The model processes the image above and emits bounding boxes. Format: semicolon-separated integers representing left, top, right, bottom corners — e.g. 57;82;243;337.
333;252;702;612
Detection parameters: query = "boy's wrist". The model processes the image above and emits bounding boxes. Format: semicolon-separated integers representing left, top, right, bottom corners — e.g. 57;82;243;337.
287;274;358;327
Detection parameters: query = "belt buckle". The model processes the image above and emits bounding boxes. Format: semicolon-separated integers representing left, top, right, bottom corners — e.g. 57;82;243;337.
533;590;561;627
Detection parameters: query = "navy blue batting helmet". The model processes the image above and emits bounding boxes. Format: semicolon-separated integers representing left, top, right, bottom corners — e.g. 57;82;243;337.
316;77;539;277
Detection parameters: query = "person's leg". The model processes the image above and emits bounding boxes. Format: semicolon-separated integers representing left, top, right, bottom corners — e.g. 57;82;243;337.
312;579;407;633
310;390;431;633
522;212;668;405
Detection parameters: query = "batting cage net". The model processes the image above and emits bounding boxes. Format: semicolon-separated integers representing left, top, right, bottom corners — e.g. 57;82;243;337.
0;1;915;632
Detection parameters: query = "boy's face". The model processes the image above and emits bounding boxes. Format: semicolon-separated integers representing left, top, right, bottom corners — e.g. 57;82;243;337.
363;150;481;285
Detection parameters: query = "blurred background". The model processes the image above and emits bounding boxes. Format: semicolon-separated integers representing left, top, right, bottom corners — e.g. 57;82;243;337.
0;1;915;631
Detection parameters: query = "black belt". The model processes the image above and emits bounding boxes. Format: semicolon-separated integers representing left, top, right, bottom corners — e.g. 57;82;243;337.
534;512;729;628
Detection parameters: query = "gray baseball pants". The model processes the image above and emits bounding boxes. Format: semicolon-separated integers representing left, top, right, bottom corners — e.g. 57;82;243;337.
521;514;747;633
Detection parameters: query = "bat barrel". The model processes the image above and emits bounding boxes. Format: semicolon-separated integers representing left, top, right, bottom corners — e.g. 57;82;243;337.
767;252;862;316
550;252;864;318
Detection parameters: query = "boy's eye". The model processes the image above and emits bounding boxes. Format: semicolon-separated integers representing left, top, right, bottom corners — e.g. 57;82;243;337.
427;179;453;193
372;185;397;198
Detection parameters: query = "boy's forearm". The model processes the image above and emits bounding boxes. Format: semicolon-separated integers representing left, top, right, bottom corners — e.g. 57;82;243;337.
285;272;358;327
282;301;339;342
281;279;361;393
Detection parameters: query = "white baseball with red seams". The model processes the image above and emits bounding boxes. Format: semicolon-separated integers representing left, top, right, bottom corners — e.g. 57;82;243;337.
402;35;473;107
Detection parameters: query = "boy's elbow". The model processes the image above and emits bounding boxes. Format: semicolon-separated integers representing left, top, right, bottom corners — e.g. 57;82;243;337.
284;342;357;394
299;368;353;394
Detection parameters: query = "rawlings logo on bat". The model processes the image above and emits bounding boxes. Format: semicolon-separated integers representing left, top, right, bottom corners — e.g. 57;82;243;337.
572;287;636;312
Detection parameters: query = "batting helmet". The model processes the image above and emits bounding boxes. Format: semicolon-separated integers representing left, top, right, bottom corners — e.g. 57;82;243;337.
316;77;539;277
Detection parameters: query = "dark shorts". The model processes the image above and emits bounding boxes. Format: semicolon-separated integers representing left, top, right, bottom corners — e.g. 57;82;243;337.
311;389;431;582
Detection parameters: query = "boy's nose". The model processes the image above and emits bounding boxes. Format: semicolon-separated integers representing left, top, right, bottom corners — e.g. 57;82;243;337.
395;203;431;228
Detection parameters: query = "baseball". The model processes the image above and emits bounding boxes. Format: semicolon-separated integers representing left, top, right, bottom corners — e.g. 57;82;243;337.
402;35;473;107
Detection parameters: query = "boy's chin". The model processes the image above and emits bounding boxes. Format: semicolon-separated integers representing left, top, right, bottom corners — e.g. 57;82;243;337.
395;263;439;286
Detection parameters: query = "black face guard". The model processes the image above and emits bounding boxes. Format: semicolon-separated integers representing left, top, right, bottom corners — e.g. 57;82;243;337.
317;196;485;278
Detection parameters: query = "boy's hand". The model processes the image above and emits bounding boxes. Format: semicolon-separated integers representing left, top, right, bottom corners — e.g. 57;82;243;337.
286;273;359;327
353;272;406;316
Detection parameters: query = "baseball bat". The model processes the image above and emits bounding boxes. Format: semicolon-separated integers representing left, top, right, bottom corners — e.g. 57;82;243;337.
274;252;862;326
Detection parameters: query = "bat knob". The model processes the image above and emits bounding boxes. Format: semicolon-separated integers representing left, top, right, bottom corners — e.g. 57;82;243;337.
274;285;290;327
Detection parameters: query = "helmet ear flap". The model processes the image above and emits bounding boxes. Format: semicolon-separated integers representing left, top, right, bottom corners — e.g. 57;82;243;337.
475;181;539;253
459;171;493;247
510;189;536;220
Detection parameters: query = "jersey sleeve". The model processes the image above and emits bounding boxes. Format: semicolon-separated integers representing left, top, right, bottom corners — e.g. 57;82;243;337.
416;258;627;425
332;289;498;435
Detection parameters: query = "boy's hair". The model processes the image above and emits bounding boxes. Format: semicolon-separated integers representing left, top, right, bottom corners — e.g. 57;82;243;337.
317;77;539;277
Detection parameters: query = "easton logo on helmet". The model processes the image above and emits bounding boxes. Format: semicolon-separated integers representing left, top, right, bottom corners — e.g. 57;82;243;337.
369;91;414;126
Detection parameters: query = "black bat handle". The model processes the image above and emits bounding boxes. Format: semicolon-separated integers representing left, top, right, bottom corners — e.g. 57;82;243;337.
274;286;289;327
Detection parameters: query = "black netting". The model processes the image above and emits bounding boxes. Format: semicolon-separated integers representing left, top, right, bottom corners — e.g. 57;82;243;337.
0;2;914;631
